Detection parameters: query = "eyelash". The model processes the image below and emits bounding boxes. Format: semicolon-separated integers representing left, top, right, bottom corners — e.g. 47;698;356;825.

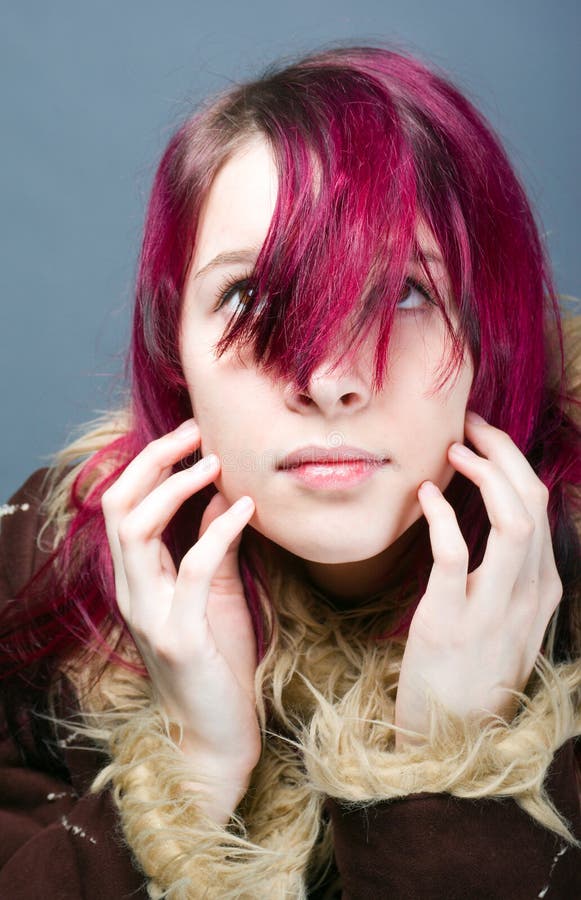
213;274;437;315
397;277;438;313
214;275;259;313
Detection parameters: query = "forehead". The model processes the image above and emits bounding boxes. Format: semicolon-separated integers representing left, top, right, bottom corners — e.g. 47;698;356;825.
190;137;278;276
189;136;445;287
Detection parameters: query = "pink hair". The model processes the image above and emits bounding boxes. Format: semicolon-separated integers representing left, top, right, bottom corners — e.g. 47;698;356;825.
2;44;579;690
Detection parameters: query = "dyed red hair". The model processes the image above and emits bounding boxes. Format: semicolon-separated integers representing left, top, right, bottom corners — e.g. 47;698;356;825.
2;45;580;696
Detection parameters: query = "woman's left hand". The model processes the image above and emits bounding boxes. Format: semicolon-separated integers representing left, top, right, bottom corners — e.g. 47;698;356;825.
394;411;563;751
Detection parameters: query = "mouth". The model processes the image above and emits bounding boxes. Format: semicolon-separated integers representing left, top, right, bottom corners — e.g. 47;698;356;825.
278;445;390;470
280;459;388;490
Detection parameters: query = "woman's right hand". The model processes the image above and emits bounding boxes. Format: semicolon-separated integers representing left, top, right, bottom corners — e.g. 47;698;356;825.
101;418;259;823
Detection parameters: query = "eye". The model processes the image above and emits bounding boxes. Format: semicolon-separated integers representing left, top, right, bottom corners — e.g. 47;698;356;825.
215;277;267;316
215;275;435;316
397;277;436;312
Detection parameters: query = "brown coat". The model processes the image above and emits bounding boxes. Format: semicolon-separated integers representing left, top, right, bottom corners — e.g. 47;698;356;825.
1;469;580;898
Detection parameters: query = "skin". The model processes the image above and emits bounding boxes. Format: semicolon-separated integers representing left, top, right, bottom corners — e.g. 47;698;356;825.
179;138;474;598
102;136;563;821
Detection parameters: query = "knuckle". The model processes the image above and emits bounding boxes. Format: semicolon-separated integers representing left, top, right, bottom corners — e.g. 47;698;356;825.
179;553;207;583
117;514;145;547
503;512;535;543
101;486;119;516
526;480;549;509
203;518;238;549
144;436;169;464
435;543;469;572
495;429;515;452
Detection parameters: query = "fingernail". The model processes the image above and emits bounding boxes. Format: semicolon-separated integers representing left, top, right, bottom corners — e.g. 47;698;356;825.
450;442;473;457
419;481;440;497
197;453;219;470
175;418;198;435
466;410;487;425
232;496;254;513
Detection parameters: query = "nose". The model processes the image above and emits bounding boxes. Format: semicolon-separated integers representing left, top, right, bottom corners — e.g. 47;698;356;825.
283;357;372;417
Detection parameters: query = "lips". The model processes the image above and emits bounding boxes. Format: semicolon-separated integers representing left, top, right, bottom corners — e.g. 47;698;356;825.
278;444;389;469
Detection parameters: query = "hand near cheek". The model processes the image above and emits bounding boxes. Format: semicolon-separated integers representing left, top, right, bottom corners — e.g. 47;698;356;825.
394;411;563;751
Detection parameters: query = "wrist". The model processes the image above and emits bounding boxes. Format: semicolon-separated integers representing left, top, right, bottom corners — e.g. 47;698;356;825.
169;724;256;825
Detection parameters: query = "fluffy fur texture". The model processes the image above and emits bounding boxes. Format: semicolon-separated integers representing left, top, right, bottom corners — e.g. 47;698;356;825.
78;570;581;899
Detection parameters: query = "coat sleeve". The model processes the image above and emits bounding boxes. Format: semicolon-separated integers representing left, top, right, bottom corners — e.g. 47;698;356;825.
303;646;581;900
305;673;581;900
327;738;581;900
0;470;149;900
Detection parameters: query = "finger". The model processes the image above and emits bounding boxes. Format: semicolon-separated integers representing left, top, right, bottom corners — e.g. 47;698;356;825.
198;492;250;594
102;419;202;590
464;413;550;521
528;515;562;619
199;489;232;539
415;480;468;617
465;413;561;613
124;541;178;636
120;455;221;594
101;419;201;528
448;442;537;591
170;496;255;630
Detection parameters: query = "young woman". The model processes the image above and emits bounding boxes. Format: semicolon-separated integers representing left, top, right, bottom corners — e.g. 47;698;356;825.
1;44;580;899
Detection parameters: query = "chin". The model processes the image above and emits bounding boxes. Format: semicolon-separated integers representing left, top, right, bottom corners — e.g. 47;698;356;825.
249;498;424;564
260;529;399;565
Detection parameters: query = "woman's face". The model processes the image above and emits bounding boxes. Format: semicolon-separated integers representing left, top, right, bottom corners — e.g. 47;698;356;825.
179;137;474;593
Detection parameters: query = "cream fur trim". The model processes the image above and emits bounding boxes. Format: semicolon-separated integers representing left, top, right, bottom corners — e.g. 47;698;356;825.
82;648;581;900
89;670;328;899
303;653;581;846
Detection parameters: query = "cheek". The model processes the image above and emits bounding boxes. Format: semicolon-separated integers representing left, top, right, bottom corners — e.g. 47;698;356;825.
181;353;262;465
180;353;220;451
422;325;474;415
401;343;473;474
188;386;236;457
180;328;232;441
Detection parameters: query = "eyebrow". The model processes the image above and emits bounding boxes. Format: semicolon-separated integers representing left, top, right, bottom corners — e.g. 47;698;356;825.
192;248;261;282
192;247;445;284
412;251;445;266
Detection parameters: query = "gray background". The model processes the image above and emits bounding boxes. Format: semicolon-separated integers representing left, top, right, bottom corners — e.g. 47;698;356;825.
1;0;579;501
